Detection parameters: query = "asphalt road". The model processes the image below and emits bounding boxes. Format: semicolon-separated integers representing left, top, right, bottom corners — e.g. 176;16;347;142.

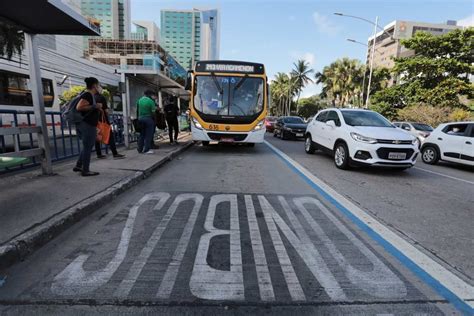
0;136;472;315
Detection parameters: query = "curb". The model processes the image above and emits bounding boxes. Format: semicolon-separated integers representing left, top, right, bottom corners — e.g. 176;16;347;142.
0;141;194;271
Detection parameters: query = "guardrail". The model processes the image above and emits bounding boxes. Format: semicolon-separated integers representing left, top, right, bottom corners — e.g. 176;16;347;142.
0;110;132;174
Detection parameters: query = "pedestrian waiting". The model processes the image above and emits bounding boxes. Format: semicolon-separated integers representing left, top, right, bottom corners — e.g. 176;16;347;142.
164;95;180;145
73;77;101;176
137;90;157;154
95;94;125;159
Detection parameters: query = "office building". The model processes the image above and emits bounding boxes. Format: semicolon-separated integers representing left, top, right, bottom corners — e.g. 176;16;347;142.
367;20;462;70
80;0;131;39
160;8;220;69
131;21;160;42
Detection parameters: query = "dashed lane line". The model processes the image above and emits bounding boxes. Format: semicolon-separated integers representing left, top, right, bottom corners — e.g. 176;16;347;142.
413;166;474;185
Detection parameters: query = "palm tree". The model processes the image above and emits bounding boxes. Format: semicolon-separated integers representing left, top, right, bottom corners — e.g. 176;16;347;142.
0;21;24;60
290;59;314;107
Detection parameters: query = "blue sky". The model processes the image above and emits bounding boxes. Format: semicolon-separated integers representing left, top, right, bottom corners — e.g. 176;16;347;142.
131;0;474;97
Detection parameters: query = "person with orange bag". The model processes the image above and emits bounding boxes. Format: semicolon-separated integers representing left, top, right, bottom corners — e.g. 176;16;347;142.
95;94;125;159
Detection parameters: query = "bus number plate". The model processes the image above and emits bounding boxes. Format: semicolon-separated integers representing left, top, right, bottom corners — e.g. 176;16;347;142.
209;124;219;131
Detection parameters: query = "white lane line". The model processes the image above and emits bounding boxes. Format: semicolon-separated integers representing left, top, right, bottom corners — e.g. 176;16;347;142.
413;167;474;185
245;195;275;301
265;140;474;309
156;194;203;299
258;196;306;301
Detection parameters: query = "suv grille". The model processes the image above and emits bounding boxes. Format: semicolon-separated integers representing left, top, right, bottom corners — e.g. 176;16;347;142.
377;139;412;145
207;133;247;141
376;148;414;160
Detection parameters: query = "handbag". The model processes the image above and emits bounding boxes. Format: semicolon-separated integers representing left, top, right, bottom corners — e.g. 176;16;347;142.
97;109;111;144
132;102;142;133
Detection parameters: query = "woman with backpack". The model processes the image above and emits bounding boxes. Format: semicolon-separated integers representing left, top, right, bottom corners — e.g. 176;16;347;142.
72;77;101;176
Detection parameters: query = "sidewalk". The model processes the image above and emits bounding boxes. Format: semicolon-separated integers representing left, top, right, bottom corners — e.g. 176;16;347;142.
0;133;193;269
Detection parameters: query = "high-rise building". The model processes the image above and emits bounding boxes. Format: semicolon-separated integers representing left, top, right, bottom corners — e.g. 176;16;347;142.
160;8;220;69
367;20;462;70
80;0;131;39
131;21;160;43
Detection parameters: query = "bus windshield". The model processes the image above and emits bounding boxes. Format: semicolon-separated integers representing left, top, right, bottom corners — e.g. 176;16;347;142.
194;75;264;117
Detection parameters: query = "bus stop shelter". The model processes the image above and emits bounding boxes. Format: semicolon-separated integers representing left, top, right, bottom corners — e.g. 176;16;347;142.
0;0;100;175
117;69;190;148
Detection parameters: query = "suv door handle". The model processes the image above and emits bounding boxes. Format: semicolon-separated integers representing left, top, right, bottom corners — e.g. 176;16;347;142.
467;141;472;145
437;137;443;141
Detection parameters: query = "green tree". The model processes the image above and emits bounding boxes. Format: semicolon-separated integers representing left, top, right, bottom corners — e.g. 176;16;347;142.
373;28;474;109
297;95;327;118
290;59;314;106
59;85;111;106
0;21;24;60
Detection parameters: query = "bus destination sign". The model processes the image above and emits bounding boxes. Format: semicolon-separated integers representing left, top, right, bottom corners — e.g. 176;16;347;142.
196;61;265;74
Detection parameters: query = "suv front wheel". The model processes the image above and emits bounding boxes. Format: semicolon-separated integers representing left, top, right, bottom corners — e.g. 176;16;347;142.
334;142;351;169
305;135;317;154
421;145;439;164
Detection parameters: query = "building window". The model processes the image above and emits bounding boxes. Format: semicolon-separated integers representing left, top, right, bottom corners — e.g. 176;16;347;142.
0;70;54;107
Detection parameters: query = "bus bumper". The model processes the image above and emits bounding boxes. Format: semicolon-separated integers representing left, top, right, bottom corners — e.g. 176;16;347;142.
191;126;265;143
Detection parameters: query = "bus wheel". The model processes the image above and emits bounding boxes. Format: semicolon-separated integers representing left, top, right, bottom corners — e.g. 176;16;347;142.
202;141;210;146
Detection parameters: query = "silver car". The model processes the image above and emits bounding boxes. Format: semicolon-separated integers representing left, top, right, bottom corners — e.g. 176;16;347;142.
393;121;434;143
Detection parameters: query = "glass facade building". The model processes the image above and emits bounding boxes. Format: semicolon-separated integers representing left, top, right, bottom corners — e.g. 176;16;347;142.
160;9;220;70
80;0;130;39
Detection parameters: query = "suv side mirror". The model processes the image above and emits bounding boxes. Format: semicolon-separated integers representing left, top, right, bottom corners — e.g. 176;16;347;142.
326;120;336;128
184;70;193;91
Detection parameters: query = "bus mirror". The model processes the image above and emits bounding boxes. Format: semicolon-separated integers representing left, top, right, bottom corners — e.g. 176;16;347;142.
185;71;193;91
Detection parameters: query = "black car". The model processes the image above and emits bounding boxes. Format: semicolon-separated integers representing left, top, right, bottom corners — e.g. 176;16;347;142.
273;116;307;140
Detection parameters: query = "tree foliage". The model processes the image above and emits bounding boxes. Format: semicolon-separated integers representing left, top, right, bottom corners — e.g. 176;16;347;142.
297;95;328;118
396;104;472;127
59;85;111;106
0;21;24;60
373;28;474;109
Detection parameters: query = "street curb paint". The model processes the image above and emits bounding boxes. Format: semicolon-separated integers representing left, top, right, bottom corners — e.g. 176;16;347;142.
0;141;194;271
265;140;474;315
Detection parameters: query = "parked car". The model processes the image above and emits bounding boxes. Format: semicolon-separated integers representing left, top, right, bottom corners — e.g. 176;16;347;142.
305;108;419;170
273;116;307;140
393;121;434;143
264;116;277;132
420;121;474;166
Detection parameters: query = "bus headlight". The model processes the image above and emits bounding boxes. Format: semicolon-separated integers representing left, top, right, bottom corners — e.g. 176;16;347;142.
253;120;265;131
192;117;202;130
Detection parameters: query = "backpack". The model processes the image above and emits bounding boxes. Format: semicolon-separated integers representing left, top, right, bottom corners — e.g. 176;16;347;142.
61;91;95;124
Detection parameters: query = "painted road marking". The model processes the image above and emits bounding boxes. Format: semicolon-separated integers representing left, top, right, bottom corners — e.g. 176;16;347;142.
190;194;244;301
414;166;474;185
156;194;204;299
265;140;474;314
245;195;275;301
50;191;446;312
51;193;168;296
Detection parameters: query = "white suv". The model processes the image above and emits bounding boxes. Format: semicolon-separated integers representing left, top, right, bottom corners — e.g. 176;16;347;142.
421;121;474;166
305;109;419;170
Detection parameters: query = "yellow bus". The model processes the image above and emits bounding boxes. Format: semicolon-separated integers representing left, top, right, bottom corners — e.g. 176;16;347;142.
187;60;268;146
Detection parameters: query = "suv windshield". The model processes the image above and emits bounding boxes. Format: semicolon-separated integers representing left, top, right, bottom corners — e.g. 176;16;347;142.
412;123;433;131
341;111;393;127
284;117;304;124
194;75;264;116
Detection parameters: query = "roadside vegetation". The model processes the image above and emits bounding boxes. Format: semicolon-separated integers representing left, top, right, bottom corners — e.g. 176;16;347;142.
272;27;474;124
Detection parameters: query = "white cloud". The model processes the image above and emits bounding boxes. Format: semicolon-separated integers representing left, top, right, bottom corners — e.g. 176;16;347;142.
290;51;316;66
312;11;340;35
458;14;474;27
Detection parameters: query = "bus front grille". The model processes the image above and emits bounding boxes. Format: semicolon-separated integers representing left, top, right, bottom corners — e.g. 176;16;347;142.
207;133;248;142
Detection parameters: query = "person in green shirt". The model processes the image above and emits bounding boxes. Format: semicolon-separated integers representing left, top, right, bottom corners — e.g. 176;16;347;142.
137;90;157;154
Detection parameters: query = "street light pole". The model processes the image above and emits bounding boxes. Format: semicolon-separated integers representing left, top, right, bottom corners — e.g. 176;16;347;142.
365;16;378;108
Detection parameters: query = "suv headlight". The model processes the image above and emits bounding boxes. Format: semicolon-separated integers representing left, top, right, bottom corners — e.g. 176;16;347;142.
350;132;377;144
412;138;419;145
192;117;202;130
253;120;264;131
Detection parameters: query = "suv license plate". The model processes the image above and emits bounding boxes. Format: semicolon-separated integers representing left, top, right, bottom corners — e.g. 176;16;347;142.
388;152;407;160
296;133;304;137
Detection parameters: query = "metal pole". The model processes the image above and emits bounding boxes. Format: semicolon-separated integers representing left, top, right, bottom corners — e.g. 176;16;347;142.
365;16;378;108
121;72;129;149
361;65;367;108
25;33;53;175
